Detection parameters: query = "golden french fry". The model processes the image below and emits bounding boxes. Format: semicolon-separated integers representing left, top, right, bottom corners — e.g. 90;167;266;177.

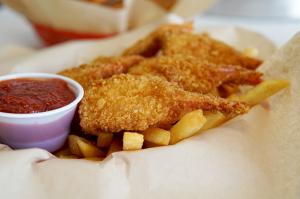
170;109;207;144
107;138;123;155
77;138;105;158
201;112;226;131
97;133;114;148
230;79;290;106
59;155;80;159
83;157;104;161
123;132;144;151
54;148;71;157
68;135;83;157
143;127;170;146
68;135;105;158
243;47;259;58
54;148;80;159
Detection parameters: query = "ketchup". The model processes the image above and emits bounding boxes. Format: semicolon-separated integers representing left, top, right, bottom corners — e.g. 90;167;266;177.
0;78;75;114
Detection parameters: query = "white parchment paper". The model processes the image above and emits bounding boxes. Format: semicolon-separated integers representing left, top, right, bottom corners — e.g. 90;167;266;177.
0;15;299;199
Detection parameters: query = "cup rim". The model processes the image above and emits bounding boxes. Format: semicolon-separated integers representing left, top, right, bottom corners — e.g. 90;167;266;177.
0;72;84;118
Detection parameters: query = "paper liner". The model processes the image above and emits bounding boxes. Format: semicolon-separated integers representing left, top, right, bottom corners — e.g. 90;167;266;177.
0;45;35;75
257;35;300;199
0;15;299;199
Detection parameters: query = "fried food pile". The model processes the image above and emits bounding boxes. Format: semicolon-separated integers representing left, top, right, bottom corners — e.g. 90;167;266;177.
56;23;289;160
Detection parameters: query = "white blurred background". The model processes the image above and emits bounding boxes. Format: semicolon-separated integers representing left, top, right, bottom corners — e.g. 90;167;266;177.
206;0;300;20
0;0;299;48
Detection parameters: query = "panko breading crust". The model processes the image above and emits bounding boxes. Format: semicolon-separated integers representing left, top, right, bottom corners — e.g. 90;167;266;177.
129;55;262;94
59;55;143;88
123;23;262;70
79;74;248;134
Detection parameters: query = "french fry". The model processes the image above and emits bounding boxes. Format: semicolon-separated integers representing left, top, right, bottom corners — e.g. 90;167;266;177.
170;109;207;144
199;80;289;133
201;112;226;131
107;138;123;155
54;148;79;159
54;148;71;157
83;157;104;161
97;133;113;148
243;47;259;58
143;127;170;146
60;155;80;159
68;135;83;157
123;132;144;151
77;138;105;158
68;135;105;158
229;79;290;106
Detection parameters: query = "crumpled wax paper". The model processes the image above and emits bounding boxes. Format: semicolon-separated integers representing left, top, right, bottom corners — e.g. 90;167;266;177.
0;15;299;199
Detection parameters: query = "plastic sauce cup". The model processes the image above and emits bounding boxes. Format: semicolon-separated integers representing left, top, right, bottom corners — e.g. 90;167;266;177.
0;73;84;152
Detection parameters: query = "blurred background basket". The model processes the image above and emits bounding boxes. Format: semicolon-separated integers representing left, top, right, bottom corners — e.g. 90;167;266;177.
0;0;214;45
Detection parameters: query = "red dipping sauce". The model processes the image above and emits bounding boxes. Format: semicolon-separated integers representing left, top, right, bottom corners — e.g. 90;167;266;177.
0;78;76;114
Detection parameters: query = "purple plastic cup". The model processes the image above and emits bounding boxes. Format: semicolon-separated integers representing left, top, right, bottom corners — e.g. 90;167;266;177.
0;73;84;152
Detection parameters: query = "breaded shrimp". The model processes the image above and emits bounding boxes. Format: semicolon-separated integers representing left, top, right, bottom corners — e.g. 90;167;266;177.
129;55;262;94
79;74;248;134
123;23;262;69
